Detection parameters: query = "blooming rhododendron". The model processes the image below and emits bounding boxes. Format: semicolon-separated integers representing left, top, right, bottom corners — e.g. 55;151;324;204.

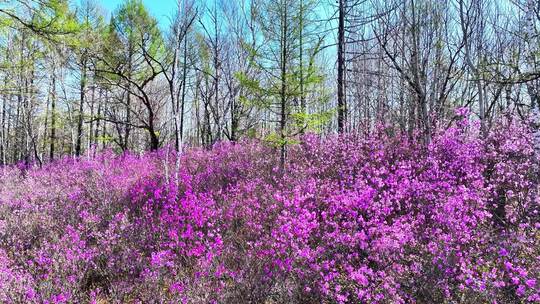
0;116;538;303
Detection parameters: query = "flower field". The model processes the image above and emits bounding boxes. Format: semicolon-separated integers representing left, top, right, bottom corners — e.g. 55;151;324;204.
0;116;538;303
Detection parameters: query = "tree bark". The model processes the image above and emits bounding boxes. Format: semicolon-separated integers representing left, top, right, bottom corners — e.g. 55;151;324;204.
337;0;346;133
75;58;87;156
49;65;56;161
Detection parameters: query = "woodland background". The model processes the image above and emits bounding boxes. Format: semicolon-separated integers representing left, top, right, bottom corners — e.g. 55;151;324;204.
0;0;539;164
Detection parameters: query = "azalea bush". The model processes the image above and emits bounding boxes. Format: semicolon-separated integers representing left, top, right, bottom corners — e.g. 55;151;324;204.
0;115;538;303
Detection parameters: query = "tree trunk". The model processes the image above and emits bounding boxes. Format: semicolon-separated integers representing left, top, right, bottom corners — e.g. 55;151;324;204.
279;0;288;170
179;37;188;148
50;66;56;161
337;0;346;133
75;58;87;156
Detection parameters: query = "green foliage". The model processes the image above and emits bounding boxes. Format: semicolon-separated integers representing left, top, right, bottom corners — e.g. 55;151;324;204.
291;109;333;131
236;71;272;109
264;131;300;147
96;134;114;144
31;0;80;35
69;2;106;53
113;0;163;51
0;15;15;30
234;0;330;149
99;0;164;85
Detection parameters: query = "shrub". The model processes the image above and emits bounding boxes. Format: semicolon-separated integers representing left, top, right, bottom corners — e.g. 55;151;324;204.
0;116;538;303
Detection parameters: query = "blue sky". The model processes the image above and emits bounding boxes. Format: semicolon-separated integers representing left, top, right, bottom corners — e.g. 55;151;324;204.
96;0;178;26
91;0;334;30
85;0;336;58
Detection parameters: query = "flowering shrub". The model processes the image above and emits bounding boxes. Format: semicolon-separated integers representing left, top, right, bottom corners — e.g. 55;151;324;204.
0;116;538;303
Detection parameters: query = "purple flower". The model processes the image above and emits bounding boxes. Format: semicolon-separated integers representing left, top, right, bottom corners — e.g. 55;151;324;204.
525;279;536;288
0;117;536;303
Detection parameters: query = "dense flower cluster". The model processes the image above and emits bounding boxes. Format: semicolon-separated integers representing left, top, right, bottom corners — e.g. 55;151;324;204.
0;115;538;303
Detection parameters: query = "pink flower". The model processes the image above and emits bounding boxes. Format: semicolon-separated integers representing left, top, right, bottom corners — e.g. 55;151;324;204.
525;279;536;288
